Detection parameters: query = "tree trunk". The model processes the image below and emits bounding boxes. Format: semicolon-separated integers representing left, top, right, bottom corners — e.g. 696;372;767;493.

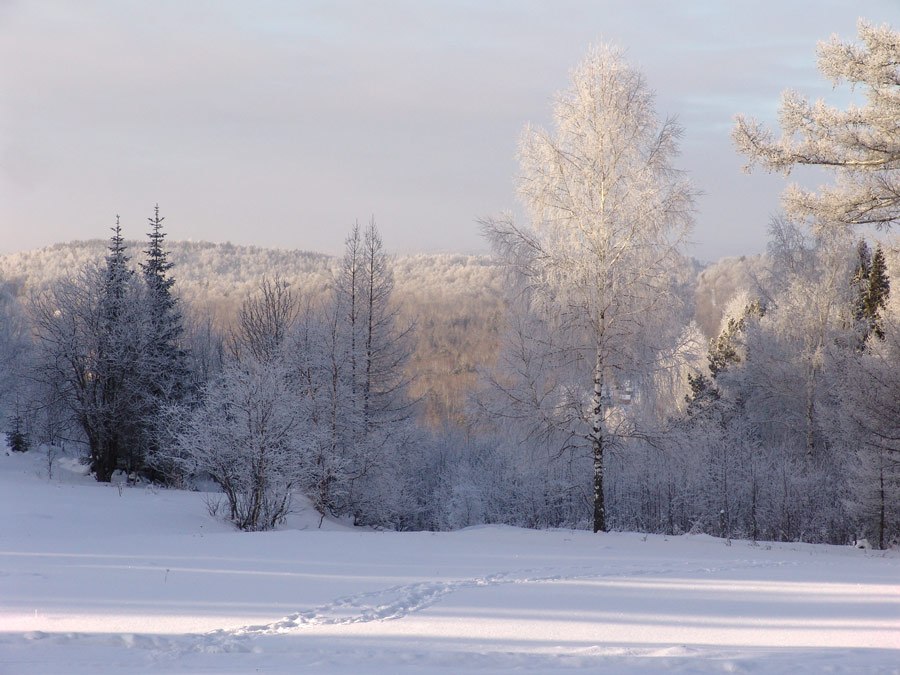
592;347;606;533
805;363;816;458
879;458;886;551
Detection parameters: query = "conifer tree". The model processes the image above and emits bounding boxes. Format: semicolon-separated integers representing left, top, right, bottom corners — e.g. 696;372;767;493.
330;218;416;525
138;206;188;477
684;372;719;419
852;239;873;337
140;205;185;374
97;217;141;478
5;411;28;453
863;244;890;341
852;240;890;346
853;240;872;283
141;206;176;316
707;301;764;379
32;218;158;481
360;219;411;432
338;222;363;402
103;216;132;323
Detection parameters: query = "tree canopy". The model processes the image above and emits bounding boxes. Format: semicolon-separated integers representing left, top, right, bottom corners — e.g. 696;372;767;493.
733;20;900;231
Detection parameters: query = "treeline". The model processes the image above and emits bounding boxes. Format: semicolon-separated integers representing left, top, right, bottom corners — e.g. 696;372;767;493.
0;208;897;545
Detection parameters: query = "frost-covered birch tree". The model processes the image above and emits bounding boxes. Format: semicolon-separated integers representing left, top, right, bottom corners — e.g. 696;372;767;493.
733;20;900;231
164;356;307;531
481;46;694;532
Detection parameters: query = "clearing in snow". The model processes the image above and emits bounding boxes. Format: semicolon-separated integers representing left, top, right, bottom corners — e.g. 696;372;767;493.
0;447;898;674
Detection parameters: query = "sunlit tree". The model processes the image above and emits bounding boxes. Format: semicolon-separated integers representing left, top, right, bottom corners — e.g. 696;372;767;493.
733;20;900;231
481;46;695;532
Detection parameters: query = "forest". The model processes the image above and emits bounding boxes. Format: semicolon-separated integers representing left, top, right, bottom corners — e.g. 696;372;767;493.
1;21;898;549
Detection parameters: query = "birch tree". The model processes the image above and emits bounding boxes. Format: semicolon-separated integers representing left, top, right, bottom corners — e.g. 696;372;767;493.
733;20;900;231
481;46;694;532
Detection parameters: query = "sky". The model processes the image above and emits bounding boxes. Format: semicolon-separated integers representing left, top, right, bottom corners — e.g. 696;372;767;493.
1;1;897;261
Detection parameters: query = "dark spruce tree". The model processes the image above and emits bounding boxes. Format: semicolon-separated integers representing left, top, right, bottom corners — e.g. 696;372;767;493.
94;217;141;481
31;217;155;482
852;240;890;347
852;240;872;337
138;205;188;480
707;300;764;379
684;372;719;419
140;205;186;385
5;412;28;453
863;244;890;342
103;216;132;321
141;206;176;314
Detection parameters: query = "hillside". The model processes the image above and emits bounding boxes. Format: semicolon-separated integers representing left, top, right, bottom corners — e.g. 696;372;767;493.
0;240;508;425
3;240;796;428
0;240;778;424
0;239;505;309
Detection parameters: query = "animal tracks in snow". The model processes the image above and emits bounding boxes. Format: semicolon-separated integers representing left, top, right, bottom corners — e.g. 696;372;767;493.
230;570;529;636
214;557;798;641
2;557;804;658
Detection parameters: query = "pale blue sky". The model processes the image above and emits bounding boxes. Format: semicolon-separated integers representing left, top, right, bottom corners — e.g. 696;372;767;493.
1;1;897;260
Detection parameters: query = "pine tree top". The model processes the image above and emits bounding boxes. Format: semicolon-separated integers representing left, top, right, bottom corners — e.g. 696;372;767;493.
106;216;129;265
105;216;132;284
141;205;176;296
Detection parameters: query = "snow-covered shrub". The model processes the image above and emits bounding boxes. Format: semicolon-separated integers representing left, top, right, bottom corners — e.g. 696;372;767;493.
163;356;309;531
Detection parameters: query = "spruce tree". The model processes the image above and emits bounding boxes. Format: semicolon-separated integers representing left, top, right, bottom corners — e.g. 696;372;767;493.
6;413;28;453
103;216;132;324
852;239;872;326
864;244;890;341
684;372;719;418
141;206;176;315
853;240;890;346
139;205;188;479
92;219;140;480
140;205;185;374
853;240;872;283
708;301;764;379
32;218;163;482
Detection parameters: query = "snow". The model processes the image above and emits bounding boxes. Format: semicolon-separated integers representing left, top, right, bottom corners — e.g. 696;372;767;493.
1;447;898;674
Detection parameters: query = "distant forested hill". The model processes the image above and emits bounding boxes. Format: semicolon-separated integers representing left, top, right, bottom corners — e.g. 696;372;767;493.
0;239;770;424
0;240;507;425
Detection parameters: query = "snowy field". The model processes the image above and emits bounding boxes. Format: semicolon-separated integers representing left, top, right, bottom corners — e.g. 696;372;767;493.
1;448;898;674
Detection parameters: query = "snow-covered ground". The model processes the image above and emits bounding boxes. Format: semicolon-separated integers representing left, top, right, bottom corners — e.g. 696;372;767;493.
1;447;898;674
